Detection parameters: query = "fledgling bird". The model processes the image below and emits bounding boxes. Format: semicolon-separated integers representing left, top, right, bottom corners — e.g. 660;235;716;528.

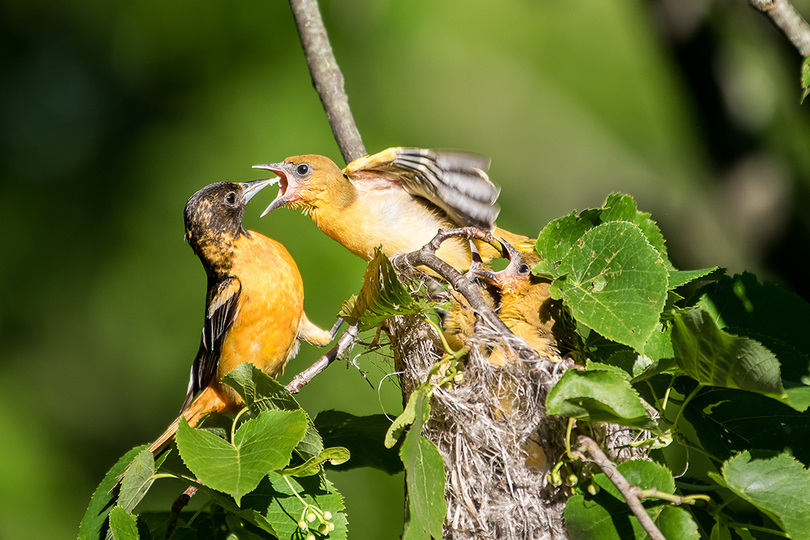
470;239;562;366
148;179;332;457
253;147;535;271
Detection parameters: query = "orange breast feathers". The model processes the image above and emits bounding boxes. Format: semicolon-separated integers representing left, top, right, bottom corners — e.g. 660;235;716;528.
216;232;306;383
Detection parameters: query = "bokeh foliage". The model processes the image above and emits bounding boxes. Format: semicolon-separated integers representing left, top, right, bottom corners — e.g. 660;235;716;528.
2;0;809;538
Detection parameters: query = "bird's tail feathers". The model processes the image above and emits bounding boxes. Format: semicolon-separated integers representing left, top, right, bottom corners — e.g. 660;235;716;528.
148;387;229;458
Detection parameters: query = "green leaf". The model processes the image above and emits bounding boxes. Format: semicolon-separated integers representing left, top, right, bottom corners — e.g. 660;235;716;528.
176;410;308;505
554;221;669;352
339;249;426;331
535;210;600;270
117;448;155;513
281;447;351;477
567;460;697;540
264;474;348;540
668;267;719;290
711;522;732;540
601;193;670;265
692;273;810;411
656;506;700;540
710;451;810;540
400;388;445;539
802;56;810;103
385;387;420;448
314;410;403;473
79;445;147;540
107;507;139;540
547;368;656;429
683;386;810;464
671;308;788;403
222;363;323;459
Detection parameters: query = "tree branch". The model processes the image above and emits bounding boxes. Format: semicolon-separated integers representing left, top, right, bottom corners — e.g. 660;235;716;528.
286;323;359;394
288;0;367;162
750;0;810;57
575;435;666;540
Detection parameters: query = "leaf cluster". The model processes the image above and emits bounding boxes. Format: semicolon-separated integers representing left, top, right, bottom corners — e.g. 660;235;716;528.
539;194;810;539
80;364;351;540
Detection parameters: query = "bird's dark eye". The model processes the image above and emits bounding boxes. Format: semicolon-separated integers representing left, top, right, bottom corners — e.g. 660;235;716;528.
224;192;237;205
518;263;531;275
295;163;310;176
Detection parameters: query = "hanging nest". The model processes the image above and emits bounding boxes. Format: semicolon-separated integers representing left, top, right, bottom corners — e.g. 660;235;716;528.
384;236;650;540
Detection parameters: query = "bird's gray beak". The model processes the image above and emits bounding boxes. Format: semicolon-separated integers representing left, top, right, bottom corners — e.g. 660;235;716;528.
252;162;295;217
239;177;278;204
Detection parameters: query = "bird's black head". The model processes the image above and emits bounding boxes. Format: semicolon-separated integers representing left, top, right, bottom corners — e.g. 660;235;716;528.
184;179;272;270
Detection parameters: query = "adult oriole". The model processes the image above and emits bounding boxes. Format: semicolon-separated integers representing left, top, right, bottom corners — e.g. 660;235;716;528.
148;179;332;456
253;147;534;271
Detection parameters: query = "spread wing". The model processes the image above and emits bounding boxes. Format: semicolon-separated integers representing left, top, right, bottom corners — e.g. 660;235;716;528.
346;147;500;231
180;277;241;412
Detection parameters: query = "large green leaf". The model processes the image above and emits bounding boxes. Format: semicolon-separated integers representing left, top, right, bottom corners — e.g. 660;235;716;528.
546;367;656;429
554;221;669;352
399;388;446;540
710;452;810;540
802;56;810;103
222;363;323;459
692;273;810;411
176;410;308;505
339;249;426;331
78;445;147;540
671;308;788;404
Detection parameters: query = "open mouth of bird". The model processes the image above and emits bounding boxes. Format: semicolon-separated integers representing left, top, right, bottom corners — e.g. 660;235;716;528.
249;163;294;217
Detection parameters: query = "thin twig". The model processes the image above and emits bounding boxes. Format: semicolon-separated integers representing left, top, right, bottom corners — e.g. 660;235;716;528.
286;324;359;394
288;0;367;162
750;0;810;57
392;227;541;360
166;486;197;539
576;436;666;540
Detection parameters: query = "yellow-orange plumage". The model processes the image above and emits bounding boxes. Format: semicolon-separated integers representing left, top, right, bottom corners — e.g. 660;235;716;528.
149;179;331;457
254;147;534;272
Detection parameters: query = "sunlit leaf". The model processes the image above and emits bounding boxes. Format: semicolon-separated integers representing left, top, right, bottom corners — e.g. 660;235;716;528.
223;363;323;459
176;410;307;505
554;221;669;352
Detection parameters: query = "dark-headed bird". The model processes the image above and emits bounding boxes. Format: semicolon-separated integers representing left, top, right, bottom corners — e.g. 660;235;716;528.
148;179;332;456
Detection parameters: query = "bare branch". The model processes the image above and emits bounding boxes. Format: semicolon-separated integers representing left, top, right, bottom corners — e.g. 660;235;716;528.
286;324;359;394
576;435;666;540
750;0;810;57
288;0;367;162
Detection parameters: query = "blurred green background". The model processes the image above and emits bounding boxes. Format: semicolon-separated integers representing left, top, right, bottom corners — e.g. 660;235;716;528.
2;0;809;538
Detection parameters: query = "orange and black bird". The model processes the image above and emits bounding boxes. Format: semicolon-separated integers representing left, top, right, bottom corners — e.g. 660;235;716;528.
148;179;332;457
252;147;536;271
